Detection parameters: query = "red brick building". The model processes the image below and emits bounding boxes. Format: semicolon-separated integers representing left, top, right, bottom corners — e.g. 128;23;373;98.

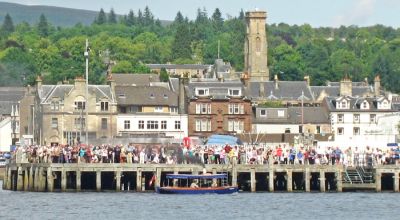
187;79;252;138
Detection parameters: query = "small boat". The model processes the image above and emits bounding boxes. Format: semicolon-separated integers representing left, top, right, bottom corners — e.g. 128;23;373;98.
156;173;238;194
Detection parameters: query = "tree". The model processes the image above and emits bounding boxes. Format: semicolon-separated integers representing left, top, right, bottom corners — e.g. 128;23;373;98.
143;6;154;26
1;13;15;35
211;8;224;31
108;8;117;24
172;24;192;60
160;67;169;82
95;8;107;25
174;11;184;24
37;14;49;37
126;10;136;26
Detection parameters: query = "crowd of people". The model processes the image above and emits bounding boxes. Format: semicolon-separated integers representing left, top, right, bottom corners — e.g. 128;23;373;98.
8;143;400;167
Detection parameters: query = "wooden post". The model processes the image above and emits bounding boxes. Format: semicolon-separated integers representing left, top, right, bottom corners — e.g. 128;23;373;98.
393;172;399;192
3;166;7;190
28;166;34;191
155;168;162;189
17;166;24;191
76;170;81;192
305;168;310;192
34;167;39;191
96;171;101;192
47;167;54;192
269;169;274;192
61;169;67;192
23;168;29;191
319;170;326;192
336;170;343;192
136;169;142;192
173;169;179;187
250;169;256;192
287;170;293;192
375;171;381;192
231;167;238;187
38;167;46;192
115;170;121;192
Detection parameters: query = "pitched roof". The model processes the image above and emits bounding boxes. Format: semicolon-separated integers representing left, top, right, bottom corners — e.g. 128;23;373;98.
115;86;178;106
324;96;395;112
112;73;160;86
38;85;114;104
310;85;373;98
187;79;246;100
147;64;211;70
247;81;314;101
0;87;26;115
253;106;329;124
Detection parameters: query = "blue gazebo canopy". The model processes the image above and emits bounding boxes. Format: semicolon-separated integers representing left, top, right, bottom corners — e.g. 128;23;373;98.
206;135;242;146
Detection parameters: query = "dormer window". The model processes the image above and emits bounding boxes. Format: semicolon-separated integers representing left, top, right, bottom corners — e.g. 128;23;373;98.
150;93;155;99
379;100;390;109
196;88;209;96
51;101;60;111
228;89;241;96
336;99;349;109
361;101;369;110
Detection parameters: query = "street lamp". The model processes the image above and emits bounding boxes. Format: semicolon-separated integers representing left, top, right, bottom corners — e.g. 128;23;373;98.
84;39;90;147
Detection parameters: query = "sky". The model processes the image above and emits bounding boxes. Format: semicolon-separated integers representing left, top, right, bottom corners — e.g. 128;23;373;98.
3;0;400;27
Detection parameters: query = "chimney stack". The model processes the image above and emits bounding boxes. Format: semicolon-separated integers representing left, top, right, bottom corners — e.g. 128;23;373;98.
274;74;279;89
107;74;116;93
374;75;381;97
339;76;352;96
304;75;310;86
259;82;265;97
36;75;42;89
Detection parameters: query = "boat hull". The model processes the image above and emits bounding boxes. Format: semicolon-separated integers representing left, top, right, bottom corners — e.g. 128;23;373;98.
156;186;238;194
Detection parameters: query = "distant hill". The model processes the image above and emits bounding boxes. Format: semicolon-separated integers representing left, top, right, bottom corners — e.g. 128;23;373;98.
0;2;172;27
0;2;98;26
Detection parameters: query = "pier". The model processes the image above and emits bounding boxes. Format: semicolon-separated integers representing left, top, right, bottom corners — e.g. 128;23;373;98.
2;163;400;192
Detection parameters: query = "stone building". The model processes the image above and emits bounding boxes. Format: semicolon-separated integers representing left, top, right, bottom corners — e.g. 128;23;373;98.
187;78;252;138
244;10;269;81
35;76;117;146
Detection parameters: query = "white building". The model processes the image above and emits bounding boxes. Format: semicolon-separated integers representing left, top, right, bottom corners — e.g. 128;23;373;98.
0;117;12;152
326;96;400;148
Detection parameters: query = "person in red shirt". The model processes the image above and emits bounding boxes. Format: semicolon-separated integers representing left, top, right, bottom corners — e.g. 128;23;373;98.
276;146;283;164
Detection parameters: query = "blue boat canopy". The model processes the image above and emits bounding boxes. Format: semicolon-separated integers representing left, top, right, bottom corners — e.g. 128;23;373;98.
166;174;228;179
206;135;242;146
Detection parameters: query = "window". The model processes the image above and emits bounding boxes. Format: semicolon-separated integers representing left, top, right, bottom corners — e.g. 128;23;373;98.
175;121;181;130
51;101;59;111
124;120;130;130
74;118;85;129
228;120;244;132
353;127;360;135
256;37;261;52
341;101;347;109
101;101;109;111
229;104;244;114
51;118;58;128
196;88;209;96
299;125;303;134
154;106;163;112
353;114;360;123
138;120;144;129
337;127;344;135
101;118;107;129
277;110;285;117
161;120;167;129
370;114;376;123
362;101;368;109
260;109;267;117
337;114;344;123
228;89;241;96
147;120;159;129
75;101;86;110
195;119;211;131
196;103;211;114
170;107;178;114
316;126;321;134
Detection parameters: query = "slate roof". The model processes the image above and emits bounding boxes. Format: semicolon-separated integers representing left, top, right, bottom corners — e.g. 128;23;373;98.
324;96;395;112
112;74;160;86
253;107;330;124
310;85;374;98
0;87;26;115
187;79;247;100
38;85;114;104
115;86;178;106
247;81;314;101
147;64;211;70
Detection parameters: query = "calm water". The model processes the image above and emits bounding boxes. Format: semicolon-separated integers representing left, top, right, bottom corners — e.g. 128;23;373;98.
0;180;399;220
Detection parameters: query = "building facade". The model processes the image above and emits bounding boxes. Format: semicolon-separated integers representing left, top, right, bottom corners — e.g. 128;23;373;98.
35;77;117;146
187;79;252;138
325;96;400;147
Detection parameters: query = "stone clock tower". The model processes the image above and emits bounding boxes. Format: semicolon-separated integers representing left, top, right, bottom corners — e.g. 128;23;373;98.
244;10;269;81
